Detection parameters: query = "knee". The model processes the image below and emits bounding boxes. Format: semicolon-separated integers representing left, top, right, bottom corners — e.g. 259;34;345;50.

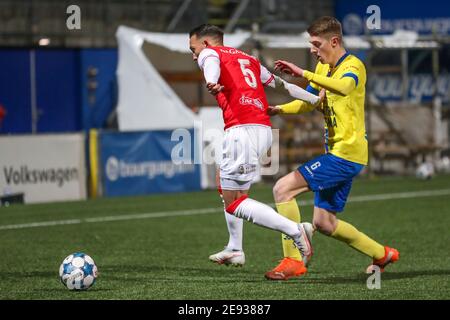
273;180;290;203
222;190;246;212
313;217;335;236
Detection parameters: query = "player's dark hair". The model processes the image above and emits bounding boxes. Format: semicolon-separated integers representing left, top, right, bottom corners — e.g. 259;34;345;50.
307;16;343;41
189;24;224;42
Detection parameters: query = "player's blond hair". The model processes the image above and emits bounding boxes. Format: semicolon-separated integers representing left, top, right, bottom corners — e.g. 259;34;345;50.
307;16;343;42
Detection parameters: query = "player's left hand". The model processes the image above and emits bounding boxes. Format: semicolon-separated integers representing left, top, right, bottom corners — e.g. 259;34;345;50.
266;105;281;116
206;83;224;95
274;60;304;77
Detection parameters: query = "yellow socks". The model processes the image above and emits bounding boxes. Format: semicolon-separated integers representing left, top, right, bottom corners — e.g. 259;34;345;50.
276;199;302;261
331;219;385;260
275;201;385;261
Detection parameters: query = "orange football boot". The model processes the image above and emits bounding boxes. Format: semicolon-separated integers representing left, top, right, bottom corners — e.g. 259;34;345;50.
264;257;307;280
366;246;400;273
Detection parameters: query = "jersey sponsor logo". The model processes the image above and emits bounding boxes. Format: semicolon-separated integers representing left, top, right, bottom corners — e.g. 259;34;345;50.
323;105;338;128
218;48;252;58
239;95;264;110
343;65;360;72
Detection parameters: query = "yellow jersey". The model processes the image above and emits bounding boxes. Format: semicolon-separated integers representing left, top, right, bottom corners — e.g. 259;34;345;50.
281;53;368;165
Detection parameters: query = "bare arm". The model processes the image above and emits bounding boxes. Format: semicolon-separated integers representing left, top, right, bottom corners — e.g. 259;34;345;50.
268;89;326;115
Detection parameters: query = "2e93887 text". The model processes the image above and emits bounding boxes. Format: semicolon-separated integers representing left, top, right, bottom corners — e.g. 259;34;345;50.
221;304;270;315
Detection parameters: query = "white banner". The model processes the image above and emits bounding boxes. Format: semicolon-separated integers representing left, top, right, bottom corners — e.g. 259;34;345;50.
115;26;251;132
0;134;87;204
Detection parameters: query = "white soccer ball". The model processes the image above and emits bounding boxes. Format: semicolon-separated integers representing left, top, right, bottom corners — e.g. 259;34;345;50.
59;252;98;290
415;162;434;180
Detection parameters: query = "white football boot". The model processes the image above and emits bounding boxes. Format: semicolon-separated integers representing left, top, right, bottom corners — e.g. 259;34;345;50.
209;248;245;267
293;222;314;266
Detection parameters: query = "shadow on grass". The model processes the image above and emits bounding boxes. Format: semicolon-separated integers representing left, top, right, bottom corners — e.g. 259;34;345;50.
7;266;448;287
102;263;255;273
298;269;450;285
381;269;450;281
97;263;264;283
32;287;114;293
0;271;56;279
95;263;450;286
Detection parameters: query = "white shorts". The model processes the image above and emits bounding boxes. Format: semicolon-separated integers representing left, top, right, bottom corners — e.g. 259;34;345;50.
220;125;272;190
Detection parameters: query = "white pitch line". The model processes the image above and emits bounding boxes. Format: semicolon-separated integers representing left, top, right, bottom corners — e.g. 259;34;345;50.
0;219;82;230
0;208;223;231
1;188;449;231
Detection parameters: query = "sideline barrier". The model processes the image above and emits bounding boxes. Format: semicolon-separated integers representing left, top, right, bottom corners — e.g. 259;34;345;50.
0;133;87;204
98;129;201;197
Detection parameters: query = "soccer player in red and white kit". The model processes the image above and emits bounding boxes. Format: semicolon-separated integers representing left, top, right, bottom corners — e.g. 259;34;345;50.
189;24;321;267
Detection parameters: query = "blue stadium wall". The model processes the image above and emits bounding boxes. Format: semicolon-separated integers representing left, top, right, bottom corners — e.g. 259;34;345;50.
0;48;117;134
335;0;450;35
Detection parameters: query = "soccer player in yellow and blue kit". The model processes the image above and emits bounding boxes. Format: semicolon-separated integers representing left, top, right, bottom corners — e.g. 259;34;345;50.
265;16;399;280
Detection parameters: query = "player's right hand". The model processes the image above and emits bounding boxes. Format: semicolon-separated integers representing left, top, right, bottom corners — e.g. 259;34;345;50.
318;88;326;104
274;60;304;77
206;82;224;95
315;89;326;113
266;105;281;116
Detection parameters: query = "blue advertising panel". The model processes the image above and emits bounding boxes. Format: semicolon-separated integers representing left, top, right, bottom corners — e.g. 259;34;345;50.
369;74;450;104
99;129;201;196
335;0;450;35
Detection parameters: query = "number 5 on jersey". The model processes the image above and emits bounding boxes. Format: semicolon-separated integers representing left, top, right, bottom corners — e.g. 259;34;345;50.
238;59;257;89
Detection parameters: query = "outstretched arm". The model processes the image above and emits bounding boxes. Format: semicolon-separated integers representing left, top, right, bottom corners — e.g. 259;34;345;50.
261;65;320;105
268;89;326;115
274;60;357;96
269;100;315;115
303;71;356;96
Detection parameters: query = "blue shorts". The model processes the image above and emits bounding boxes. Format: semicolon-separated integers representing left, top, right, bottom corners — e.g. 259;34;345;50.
298;153;364;212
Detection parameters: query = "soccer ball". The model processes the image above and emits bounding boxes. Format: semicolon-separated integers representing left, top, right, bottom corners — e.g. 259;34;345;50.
415;162;434;180
59;252;98;290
